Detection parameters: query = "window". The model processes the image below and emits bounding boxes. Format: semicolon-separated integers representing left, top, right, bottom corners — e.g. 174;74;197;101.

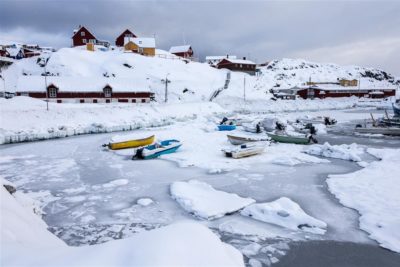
89;39;96;44
104;87;112;97
82;39;87;44
106;99;111;103
93;99;98;103
49;87;57;98
80;99;85;103
81;31;85;37
141;99;146;103
132;99;136;103
57;100;62;103
138;47;144;54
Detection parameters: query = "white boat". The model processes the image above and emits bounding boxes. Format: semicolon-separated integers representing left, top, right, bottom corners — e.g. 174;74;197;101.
222;142;266;159
227;134;269;145
354;127;400;136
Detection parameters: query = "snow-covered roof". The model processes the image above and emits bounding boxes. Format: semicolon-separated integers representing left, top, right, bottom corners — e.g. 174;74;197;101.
220;58;256;65
6;48;23;57
124;37;156;48
205;56;237;60
169;45;191;53
16;76;151;93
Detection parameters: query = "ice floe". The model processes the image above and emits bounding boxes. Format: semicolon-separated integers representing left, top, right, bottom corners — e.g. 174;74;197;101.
170;180;255;220
304;142;364;162
241;197;327;234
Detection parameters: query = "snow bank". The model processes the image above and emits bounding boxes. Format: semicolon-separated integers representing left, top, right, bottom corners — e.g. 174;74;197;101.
327;148;400;252
241;197;327;234
170;180;255;220
0;97;226;144
303;142;364;162
1;177;244;266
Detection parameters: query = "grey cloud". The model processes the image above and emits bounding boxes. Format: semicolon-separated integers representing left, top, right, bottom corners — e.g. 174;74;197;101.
0;0;399;75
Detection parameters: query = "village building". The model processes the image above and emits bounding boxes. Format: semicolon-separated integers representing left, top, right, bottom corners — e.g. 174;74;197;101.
116;29;137;47
72;26;97;47
5;47;24;59
124;37;156;56
205;55;237;67
0;46;10;58
15;77;154;104
216;57;257;75
169;45;193;58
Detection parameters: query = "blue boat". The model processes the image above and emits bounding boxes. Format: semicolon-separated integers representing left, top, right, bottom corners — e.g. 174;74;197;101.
218;124;237;131
133;139;181;159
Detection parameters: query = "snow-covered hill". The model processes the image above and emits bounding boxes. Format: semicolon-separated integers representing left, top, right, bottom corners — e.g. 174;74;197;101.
254;58;398;92
2;48;398;102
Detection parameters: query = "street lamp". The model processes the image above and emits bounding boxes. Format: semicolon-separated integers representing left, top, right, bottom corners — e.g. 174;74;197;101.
161;73;171;103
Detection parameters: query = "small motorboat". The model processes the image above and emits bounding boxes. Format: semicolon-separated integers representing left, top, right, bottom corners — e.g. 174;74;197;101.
133;139;182;159
222;142;266;159
267;132;317;145
103;135;155;150
227;134;269;145
218;124;237;131
297;116;337;126
242;122;262;133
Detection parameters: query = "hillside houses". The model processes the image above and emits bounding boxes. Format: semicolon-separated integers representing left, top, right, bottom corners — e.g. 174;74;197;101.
124;37;156;56
216;57;257;75
205;55;237;67
15;77;154;104
169;45;193;58
116;29;137;47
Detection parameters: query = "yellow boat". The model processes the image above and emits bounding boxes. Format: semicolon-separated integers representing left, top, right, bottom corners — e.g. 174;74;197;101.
104;135;155;150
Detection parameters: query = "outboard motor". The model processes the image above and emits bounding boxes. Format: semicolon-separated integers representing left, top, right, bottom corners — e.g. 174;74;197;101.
275;122;286;131
220;117;228;125
256;122;262;133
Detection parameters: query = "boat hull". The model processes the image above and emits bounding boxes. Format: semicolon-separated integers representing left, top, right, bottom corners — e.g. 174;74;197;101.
223;143;266;159
218;125;236;131
135;140;182;159
227;134;269;145
354;127;400;136
108;135;155;150
267;133;311;145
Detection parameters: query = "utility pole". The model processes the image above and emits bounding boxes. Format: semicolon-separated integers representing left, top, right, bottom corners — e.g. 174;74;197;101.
43;57;49;111
162;73;170;103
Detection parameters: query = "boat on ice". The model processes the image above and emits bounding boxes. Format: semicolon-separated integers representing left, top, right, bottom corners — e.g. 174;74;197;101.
218;124;237;131
103;135;155;150
227;134;269;145
297;116;337;126
222;142;266;159
266;132;317;145
354;126;400;136
392;102;400;117
133;139;182;159
242;122;262;133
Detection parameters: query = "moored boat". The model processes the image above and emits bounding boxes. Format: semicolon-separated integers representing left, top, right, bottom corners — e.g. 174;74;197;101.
218;124;237;131
266;132;317;145
354;127;400;136
227;134;269;145
133;139;182;159
222;142;266;159
103;135;155;150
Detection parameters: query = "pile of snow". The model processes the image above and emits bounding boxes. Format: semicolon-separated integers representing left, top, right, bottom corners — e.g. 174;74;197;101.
241;197;327;234
303;142;364;162
170;180;255;220
327;148;400;252
0;97;226;144
1;177;244;266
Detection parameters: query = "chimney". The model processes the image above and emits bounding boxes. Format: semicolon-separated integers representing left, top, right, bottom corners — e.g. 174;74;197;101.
243;57;246;60
226;54;229;58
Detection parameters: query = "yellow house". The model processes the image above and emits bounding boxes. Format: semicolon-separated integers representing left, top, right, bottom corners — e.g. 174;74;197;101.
124;37;156;56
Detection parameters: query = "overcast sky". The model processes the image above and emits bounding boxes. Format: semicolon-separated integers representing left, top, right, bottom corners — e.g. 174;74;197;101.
1;0;399;76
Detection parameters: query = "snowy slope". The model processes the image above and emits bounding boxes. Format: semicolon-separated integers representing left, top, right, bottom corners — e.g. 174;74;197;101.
2;47;255;102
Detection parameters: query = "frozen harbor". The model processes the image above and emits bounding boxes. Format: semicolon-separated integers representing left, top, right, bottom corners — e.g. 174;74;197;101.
1;107;400;266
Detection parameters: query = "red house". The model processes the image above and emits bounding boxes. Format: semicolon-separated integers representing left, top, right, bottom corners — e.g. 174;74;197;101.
15;77;154;104
115;29;137;47
72;26;97;47
296;85;396;99
217;57;256;75
169;45;193;58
